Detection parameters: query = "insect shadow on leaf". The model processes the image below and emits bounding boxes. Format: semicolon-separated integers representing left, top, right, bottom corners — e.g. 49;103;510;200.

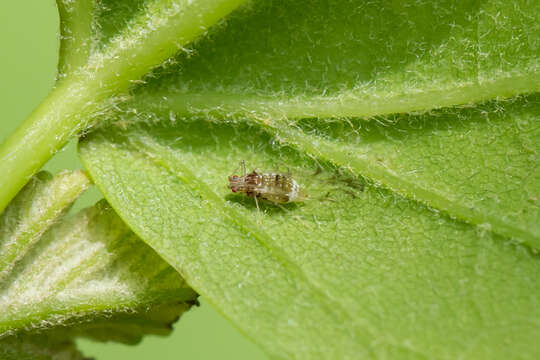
304;163;366;203
225;193;300;216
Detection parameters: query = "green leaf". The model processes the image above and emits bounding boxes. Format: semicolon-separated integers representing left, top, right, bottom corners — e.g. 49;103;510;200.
79;101;540;358
134;95;540;248
270;96;540;247
0;171;90;281
121;0;540;247
0;335;88;360
78;0;540;358
0;171;197;358
135;0;540;119
0;0;248;212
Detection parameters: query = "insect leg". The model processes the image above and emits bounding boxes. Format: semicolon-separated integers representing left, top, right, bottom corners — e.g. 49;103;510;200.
254;195;260;214
312;164;323;176
276;203;291;213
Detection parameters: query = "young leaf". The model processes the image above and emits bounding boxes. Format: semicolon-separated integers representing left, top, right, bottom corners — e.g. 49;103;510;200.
0;335;87;360
0;171;197;358
79;104;540;358
0;171;90;281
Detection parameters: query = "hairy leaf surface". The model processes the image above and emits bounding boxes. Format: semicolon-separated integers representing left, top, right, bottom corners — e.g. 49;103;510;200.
275;96;540;247
137;0;540;118
80;112;540;358
122;0;540;246
78;0;540;358
0;171;197;358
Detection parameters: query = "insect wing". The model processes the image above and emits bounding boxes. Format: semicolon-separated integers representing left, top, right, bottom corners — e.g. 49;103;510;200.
258;173;298;203
228;166;307;204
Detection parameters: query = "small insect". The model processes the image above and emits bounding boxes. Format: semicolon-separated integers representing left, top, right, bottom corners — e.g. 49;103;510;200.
228;161;307;211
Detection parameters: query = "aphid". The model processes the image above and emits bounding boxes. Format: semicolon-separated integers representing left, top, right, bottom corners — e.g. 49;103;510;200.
228;161;306;211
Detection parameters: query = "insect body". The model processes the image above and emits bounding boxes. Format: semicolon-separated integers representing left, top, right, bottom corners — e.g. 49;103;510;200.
228;162;306;210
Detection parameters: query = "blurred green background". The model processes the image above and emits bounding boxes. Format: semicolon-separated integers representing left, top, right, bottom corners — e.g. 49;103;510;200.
0;1;266;359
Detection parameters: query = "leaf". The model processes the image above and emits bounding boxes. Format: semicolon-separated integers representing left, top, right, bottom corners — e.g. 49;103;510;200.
78;0;540;358
0;171;90;281
134;0;540;118
0;171;197;358
270;96;540;247
123;0;540;246
0;335;88;360
79;101;540;358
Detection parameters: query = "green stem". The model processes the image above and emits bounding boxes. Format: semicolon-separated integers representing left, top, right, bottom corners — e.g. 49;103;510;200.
0;0;248;213
0;81;90;216
56;0;95;76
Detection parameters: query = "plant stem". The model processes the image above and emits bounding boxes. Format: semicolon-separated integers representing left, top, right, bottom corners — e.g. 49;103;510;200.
0;0;248;213
56;0;95;76
0;81;91;215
